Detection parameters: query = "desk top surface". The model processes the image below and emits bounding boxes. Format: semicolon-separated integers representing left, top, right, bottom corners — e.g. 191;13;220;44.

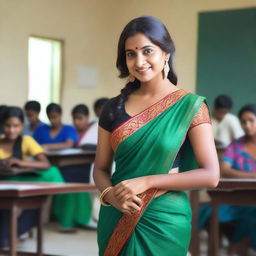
213;178;256;190
0;181;96;197
45;148;96;156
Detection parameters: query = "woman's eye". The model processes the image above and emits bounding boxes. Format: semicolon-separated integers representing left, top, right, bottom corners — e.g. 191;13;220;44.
144;48;153;55
126;52;135;57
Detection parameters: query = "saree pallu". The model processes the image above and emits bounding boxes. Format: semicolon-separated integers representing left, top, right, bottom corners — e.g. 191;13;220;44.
98;90;206;256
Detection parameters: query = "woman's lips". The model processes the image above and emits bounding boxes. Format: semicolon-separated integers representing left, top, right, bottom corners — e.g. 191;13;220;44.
136;67;151;74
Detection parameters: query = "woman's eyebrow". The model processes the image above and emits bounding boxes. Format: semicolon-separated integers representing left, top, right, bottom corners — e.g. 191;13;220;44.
125;45;154;51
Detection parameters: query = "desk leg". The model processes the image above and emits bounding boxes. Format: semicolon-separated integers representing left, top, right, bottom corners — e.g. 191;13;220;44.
37;207;43;256
9;204;18;256
209;202;219;256
189;190;199;256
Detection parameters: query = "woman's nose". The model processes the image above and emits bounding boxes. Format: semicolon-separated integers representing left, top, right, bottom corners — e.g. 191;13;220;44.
135;53;145;67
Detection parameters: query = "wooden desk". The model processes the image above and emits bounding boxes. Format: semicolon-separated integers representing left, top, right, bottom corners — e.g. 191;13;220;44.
0;181;96;256
46;148;96;167
189;178;256;256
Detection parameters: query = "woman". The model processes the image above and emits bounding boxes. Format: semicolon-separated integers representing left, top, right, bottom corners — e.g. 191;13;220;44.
220;104;256;255
72;104;98;147
0;106;64;247
93;16;219;256
34;103;77;149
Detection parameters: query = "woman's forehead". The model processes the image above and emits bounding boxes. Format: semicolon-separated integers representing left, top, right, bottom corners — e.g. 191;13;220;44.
125;33;154;50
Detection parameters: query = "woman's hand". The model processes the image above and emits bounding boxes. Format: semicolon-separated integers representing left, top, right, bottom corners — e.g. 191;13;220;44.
113;176;150;202
2;157;23;167
104;188;142;214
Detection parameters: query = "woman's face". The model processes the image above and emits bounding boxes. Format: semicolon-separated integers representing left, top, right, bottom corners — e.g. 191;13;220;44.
125;33;169;83
3;117;24;140
240;111;256;137
72;113;89;132
47;112;61;128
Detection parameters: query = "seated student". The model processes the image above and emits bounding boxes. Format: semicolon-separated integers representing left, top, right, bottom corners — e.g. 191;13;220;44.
63;104;99;229
34;103;77;149
0;106;64;247
200;104;256;256
23;100;45;136
212;95;244;150
72;104;97;147
93;97;109;119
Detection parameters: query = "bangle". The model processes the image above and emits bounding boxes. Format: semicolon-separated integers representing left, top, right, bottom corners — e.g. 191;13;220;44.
100;186;112;206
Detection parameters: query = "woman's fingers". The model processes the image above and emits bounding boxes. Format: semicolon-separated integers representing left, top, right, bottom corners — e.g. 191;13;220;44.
131;195;142;207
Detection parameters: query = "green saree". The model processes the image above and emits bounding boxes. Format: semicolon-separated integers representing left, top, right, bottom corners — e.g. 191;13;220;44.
98;90;206;256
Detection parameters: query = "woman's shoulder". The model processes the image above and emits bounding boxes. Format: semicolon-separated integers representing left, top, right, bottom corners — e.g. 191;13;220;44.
22;135;38;143
102;96;120;109
35;124;49;132
62;124;77;133
226;136;245;150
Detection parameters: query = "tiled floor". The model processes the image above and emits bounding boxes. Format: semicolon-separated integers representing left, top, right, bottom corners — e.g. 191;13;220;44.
5;224;255;256
17;223;98;256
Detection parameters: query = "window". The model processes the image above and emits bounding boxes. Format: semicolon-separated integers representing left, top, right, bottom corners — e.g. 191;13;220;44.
28;36;62;122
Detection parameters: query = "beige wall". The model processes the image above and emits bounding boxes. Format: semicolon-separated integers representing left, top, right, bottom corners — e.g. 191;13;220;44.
0;0;255;122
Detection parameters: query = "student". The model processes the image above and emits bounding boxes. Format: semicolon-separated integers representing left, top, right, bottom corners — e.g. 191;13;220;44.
23;100;44;136
72;104;97;146
93;98;109;119
93;16;219;255
212;95;244;150
200;104;256;255
0;106;64;247
34;103;77;149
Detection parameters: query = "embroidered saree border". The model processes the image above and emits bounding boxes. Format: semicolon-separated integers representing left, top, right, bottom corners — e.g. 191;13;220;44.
111;89;189;152
104;188;158;256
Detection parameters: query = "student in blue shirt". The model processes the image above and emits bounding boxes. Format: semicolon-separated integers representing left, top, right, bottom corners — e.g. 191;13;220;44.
23;101;45;137
34;103;77;149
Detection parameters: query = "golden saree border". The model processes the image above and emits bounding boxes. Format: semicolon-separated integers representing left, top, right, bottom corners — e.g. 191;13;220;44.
104;188;158;256
111;89;189;152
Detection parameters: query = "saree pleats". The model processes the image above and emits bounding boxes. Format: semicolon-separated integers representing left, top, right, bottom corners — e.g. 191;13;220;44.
121;192;191;256
98;92;206;255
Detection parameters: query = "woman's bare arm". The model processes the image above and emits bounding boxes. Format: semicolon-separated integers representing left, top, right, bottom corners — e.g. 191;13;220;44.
93;127;142;213
220;161;256;178
93;127;114;192
3;153;50;170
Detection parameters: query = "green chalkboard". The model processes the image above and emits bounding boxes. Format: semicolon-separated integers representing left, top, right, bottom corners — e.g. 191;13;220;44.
196;8;256;114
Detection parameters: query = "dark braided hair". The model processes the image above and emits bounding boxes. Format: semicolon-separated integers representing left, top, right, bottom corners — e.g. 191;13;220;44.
2;106;24;159
116;16;177;106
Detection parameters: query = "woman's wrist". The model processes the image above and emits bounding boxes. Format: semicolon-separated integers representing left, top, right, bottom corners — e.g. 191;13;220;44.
145;175;153;190
103;188;114;204
100;186;113;206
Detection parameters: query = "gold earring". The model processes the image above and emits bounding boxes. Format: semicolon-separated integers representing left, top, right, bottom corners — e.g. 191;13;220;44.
128;74;135;82
163;59;170;79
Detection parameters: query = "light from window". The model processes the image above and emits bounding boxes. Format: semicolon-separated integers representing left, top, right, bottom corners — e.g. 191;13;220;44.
28;36;62;123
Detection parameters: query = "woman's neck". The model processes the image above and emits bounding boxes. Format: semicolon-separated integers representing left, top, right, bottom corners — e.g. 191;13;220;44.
139;77;176;97
52;123;62;130
244;135;256;144
78;124;90;135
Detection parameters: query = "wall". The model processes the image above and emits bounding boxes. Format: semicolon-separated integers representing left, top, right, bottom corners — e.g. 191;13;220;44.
0;0;255;122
